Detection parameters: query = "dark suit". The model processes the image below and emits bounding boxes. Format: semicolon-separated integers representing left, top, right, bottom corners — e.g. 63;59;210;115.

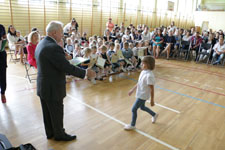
0;24;7;96
35;36;86;138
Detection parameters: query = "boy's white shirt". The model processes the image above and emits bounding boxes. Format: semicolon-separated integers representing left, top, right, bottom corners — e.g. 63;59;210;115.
132;47;138;56
89;54;98;67
91;53;98;59
136;70;155;100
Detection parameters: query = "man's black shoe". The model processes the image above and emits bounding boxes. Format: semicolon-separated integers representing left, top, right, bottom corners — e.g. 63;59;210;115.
47;135;54;139
55;134;76;141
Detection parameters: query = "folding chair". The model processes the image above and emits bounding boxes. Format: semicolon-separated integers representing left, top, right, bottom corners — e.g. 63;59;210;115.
7;48;19;63
222;57;225;67
0;134;13;149
179;40;191;60
0;134;36;150
212;55;225;67
24;61;37;83
196;43;212;64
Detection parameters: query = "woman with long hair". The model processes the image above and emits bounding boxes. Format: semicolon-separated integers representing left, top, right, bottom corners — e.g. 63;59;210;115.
7;25;25;63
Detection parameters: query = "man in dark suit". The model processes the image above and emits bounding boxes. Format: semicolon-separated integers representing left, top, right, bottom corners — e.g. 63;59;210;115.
35;21;95;141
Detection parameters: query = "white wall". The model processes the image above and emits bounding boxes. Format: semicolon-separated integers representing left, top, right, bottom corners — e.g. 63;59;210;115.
194;11;225;31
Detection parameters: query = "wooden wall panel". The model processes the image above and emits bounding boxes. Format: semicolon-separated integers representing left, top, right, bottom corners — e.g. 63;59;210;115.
0;0;195;37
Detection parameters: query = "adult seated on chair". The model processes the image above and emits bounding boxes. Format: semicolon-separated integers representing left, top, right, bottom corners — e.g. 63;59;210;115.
152;29;164;59
202;31;209;43
190;32;202;61
212;38;225;65
182;30;192;42
103;29;113;42
199;33;215;61
63;18;78;37
161;30;176;60
170;21;176;31
190;27;195;36
173;30;182;55
7;25;25;63
16;30;28;61
141;26;152;41
26;31;40;68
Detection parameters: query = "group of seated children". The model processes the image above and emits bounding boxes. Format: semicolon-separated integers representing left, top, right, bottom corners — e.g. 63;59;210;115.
8;20;224;77
65;37;149;82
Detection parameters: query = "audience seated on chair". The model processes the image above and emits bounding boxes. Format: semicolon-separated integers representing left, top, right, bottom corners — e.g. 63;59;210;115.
162;29;176;59
212;38;225;65
141;26;151;41
7;25;25;63
190;32;202;61
152;29;164;59
182;30;192;42
26;31;40;68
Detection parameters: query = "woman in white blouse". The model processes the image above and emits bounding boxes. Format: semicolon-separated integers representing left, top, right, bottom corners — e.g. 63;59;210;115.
63;18;78;36
7;25;24;63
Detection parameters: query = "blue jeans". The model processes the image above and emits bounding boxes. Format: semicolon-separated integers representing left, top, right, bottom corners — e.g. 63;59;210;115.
131;98;156;126
213;52;224;63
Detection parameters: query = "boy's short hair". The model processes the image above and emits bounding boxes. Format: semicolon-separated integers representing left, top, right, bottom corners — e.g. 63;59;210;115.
124;42;129;47
31;27;38;32
75;43;80;48
100;45;107;51
91;45;97;50
134;42;139;47
104;41;109;45
142;56;155;70
115;43;120;48
138;30;142;34
74;39;79;44
109;42;115;47
84;47;92;55
66;37;71;42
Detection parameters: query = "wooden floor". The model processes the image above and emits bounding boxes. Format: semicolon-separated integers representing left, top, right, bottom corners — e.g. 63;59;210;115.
1;58;225;150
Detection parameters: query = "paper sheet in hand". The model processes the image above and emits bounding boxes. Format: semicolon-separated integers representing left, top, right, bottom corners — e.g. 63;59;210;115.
69;57;89;66
111;54;119;63
125;59;132;65
117;50;124;59
138;47;146;59
96;57;106;68
89;56;97;68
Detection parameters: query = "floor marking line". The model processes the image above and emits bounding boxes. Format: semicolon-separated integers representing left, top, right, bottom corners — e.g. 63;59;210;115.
146;100;181;114
216;87;224;90
159;62;225;78
157;77;225;97
120;75;225;109
155;103;180;114
67;94;179;150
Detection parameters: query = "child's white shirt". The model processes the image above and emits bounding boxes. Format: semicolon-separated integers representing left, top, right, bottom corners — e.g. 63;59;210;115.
132;47;138;56
91;53;98;59
136;70;155;100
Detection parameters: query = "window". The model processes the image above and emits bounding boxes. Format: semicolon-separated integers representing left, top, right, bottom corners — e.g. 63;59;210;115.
97;0;120;13
157;0;168;11
123;0;139;14
141;0;155;14
71;0;92;9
